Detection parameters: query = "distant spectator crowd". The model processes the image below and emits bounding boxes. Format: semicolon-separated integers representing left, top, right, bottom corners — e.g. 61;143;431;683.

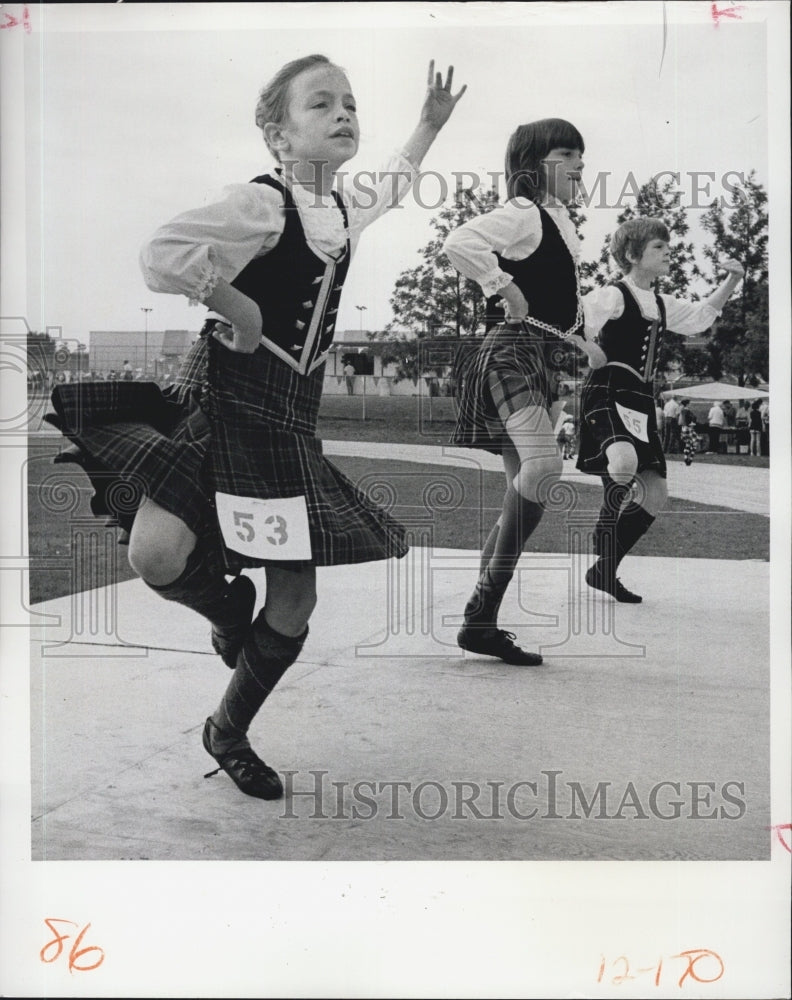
658;393;769;457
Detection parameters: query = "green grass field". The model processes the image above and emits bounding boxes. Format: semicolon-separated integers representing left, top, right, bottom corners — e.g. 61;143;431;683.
28;393;769;605
316;392;771;467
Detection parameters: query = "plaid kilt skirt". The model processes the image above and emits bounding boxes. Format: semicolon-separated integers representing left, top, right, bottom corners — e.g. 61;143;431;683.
46;335;408;571
575;365;666;478
451;322;568;455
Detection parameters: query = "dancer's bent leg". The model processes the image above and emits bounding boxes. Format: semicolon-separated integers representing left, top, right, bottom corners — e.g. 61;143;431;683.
204;564;316;799
129;498;256;666
586;444;664;602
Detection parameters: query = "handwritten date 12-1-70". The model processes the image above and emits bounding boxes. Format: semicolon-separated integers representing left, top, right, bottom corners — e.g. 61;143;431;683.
597;948;724;989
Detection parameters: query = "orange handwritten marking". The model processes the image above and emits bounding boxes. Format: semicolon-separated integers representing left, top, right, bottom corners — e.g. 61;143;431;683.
672;948;724;988
0;6;31;33
768;823;792;853
41;919;105;973
711;2;746;26
597;949;723;989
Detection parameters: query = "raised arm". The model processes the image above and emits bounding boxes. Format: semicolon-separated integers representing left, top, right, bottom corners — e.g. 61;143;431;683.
663;258;745;334
401;61;467;169
703;258;745;312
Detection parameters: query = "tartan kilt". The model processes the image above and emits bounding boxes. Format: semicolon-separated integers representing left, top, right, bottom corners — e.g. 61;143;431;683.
451;322;568;455
46;336;408;570
575;365;666;478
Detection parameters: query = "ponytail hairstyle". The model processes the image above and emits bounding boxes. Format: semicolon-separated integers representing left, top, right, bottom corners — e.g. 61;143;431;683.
505;118;585;201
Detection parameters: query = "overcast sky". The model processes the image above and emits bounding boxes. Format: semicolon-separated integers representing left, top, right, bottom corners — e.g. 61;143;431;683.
5;2;784;344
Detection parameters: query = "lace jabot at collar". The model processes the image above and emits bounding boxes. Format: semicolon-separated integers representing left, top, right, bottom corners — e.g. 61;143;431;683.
288;178;349;254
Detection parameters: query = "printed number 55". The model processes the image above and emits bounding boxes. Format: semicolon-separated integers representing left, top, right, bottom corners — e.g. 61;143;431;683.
234;511;255;543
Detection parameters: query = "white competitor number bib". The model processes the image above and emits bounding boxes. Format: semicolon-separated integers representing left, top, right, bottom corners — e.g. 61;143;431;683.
215;492;312;560
615;402;650;443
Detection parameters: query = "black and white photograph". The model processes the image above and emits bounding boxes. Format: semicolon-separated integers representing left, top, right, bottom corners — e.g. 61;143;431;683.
1;2;790;997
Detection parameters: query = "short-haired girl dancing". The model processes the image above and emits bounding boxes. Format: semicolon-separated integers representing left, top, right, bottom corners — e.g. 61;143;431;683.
445;118;603;665
48;55;465;799
577;217;744;601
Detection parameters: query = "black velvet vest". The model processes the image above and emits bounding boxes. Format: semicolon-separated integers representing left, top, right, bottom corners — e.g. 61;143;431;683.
485;205;579;335
230;173;350;375
599;280;668;382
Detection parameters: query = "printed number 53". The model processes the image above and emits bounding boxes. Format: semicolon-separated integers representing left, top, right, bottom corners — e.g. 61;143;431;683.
233;511;289;546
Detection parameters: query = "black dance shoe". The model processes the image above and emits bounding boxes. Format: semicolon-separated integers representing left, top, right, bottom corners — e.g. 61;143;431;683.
585;564;642;603
211;575;257;668
202;718;283;800
457;626;543;666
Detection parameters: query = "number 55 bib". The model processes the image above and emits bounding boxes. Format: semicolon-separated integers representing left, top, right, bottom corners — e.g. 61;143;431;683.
215;492;312;560
614;402;650;443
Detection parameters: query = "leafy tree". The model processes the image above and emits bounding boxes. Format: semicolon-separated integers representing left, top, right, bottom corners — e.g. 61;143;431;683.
700;172;768;380
680;346;711;379
384;187;501;340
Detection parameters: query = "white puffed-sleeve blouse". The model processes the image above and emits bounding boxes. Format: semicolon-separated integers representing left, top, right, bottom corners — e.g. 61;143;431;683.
443;196;581;299
582;275;720;338
140;151;418;305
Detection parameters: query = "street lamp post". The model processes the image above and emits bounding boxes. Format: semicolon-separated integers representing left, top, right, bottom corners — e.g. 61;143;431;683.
141;307;152;376
355;304;367;334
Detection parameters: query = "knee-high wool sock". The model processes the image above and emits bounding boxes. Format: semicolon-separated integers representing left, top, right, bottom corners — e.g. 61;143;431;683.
613;502;655;571
464;497;544;627
209;612;308;750
594;485;655;582
593;476;632;566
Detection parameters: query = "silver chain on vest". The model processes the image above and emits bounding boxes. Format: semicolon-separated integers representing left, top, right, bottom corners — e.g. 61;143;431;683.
520;264;583;340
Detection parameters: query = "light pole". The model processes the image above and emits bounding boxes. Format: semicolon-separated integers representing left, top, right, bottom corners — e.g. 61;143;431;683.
141;307;152;375
355;304;367;334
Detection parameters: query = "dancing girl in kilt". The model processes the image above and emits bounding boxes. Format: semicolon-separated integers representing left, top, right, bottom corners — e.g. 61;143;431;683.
445;118;603;665
577;218;744;602
47;55;464;800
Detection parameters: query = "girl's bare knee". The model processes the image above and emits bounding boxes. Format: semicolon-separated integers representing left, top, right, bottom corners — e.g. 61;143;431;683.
513;454;562;502
606;443;638;484
128;500;196;584
128;536;193;585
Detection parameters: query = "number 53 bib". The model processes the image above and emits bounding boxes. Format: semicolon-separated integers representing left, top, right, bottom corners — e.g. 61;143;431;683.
215;492;312;560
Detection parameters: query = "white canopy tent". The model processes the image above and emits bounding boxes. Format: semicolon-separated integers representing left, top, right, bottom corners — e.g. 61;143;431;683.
661;382;768;401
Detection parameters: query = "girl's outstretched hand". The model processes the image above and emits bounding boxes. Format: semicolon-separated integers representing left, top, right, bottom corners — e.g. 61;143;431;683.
721;257;745;279
420;61;467;131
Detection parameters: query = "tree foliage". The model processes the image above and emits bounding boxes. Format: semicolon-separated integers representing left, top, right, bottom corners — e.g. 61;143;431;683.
700;171;769;381
385;187;500;340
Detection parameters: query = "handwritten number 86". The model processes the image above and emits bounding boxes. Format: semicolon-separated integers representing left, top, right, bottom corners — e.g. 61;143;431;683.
41;918;105;972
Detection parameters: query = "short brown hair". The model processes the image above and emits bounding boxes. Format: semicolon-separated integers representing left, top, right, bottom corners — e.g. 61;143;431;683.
505;118;585;201
610;218;670;273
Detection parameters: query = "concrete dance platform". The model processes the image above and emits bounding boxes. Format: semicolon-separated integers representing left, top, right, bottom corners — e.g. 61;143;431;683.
30;546;770;863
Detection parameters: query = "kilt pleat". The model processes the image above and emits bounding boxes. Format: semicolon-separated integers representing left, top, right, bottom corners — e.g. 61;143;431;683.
452;322;567;455
46;335;407;569
575;365;666;478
